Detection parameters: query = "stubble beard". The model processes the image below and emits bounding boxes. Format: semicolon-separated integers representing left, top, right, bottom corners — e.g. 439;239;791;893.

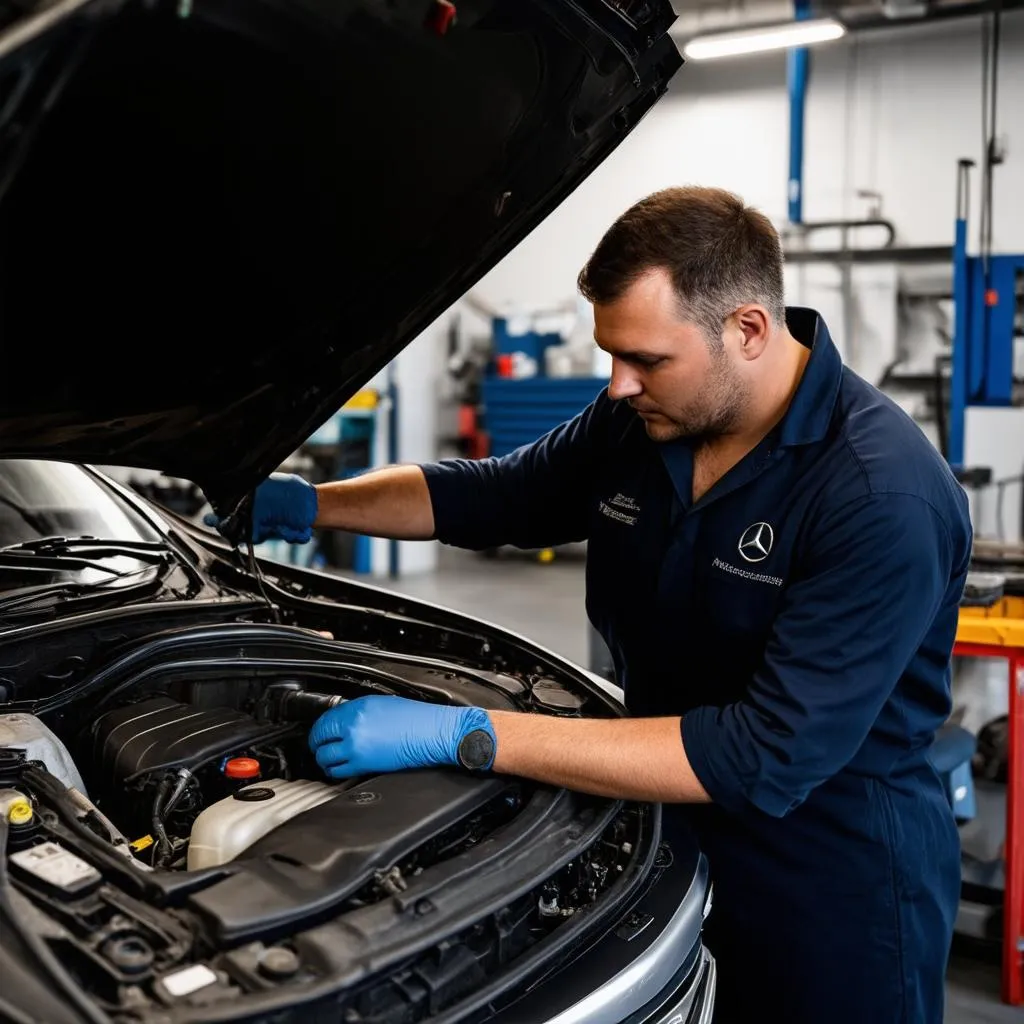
642;350;748;444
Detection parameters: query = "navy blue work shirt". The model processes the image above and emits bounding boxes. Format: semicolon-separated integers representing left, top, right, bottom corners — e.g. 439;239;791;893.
421;308;972;1023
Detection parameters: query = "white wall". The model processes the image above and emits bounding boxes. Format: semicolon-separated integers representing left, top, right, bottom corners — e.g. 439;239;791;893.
476;56;790;309
361;329;446;577
803;13;1024;249
385;10;1024;569
964;407;1024;543
473;10;1024;308
393;326;446;575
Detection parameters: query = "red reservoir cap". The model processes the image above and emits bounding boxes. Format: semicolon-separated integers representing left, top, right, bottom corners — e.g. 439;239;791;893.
224;757;260;779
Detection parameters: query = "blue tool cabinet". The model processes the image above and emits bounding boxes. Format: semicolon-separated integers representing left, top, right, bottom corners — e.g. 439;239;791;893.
481;377;608;458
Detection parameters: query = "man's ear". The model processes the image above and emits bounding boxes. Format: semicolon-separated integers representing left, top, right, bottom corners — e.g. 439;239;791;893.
732;305;771;361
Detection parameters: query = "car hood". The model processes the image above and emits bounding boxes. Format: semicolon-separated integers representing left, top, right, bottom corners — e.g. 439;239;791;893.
0;0;680;513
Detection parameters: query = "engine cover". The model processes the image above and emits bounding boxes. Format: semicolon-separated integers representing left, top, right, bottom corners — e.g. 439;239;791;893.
88;696;289;786
182;769;514;943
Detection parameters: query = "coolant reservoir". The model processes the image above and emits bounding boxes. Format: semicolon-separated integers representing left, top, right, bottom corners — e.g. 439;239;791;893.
187;778;338;870
0;713;87;795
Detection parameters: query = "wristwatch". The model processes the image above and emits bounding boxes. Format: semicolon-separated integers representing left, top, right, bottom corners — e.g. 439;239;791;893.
457;728;496;771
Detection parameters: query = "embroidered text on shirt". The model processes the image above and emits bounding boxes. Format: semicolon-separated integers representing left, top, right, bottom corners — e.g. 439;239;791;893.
598;493;640;526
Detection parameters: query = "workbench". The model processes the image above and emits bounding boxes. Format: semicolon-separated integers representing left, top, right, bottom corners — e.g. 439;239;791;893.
955;594;1024;1005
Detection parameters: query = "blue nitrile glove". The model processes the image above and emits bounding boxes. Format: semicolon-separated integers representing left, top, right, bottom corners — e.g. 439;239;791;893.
309;696;497;779
203;473;318;544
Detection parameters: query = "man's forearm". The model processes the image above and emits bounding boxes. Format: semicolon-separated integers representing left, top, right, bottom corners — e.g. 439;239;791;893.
314;465;435;540
488;711;711;804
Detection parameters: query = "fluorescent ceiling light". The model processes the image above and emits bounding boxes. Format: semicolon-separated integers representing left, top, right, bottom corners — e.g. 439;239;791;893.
683;18;846;60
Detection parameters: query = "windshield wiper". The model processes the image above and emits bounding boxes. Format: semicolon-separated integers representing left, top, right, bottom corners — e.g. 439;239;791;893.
0;565;164;618
0;535;172;557
0;536;174;575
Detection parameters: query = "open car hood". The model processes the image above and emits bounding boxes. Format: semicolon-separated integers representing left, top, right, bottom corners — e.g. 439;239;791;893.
0;0;680;512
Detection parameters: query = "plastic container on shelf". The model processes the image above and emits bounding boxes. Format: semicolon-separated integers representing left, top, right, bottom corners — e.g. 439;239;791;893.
544;345;575;379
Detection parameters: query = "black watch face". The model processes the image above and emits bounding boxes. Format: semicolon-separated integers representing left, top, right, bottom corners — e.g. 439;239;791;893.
458;728;495;770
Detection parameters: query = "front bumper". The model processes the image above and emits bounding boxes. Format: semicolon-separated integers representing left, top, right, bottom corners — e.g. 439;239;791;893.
488;831;715;1023
628;947;716;1024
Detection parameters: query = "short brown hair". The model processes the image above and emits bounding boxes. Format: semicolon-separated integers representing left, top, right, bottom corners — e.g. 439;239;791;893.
577;186;785;342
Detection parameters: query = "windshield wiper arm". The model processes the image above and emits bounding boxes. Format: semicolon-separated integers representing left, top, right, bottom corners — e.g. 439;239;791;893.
0;535;172;557
0;537;175;575
0;565;164;617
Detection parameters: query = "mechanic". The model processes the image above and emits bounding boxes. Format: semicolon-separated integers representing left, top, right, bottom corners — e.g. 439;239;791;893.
207;186;972;1023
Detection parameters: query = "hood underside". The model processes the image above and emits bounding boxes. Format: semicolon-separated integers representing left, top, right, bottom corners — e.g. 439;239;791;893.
0;0;680;511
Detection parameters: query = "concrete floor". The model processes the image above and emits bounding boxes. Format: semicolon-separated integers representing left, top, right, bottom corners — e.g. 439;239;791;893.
383;544;593;669
367;544;1017;1022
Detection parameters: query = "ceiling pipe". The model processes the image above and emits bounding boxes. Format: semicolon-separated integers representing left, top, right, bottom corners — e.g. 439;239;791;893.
669;1;803;40
670;0;1024;45
787;0;813;224
836;0;1024;31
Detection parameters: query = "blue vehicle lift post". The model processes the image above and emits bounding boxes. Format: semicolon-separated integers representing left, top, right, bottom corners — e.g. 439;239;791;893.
948;158;1024;468
786;0;811;226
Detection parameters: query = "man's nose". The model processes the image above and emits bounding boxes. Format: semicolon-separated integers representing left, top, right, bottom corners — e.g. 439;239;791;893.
608;360;642;401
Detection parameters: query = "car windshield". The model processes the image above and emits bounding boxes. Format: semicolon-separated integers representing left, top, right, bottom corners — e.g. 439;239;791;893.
0;460;161;549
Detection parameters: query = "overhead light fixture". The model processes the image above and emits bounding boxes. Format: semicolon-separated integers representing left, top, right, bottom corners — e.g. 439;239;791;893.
683;17;847;61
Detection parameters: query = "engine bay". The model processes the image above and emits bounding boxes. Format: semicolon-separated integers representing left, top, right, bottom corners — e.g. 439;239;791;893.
0;621;655;1022
85;688;344;871
17;622;585;874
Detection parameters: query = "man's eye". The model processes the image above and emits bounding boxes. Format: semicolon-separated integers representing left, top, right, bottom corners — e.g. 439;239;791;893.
637;356;665;368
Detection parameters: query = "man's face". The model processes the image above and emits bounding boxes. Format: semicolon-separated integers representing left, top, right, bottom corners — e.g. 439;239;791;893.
593;268;749;443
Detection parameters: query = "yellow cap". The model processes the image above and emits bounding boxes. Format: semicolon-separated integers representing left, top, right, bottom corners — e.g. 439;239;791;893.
130;834;154;852
7;799;33;825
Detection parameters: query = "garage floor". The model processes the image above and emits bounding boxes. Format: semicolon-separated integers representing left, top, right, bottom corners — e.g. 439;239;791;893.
365;545;1018;1022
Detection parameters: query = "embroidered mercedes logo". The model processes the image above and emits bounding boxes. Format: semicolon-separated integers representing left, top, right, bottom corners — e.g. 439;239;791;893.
738;522;774;563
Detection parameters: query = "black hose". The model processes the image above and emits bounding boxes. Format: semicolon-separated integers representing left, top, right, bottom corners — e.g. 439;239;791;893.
162;770;192;819
278;688;345;722
252;745;290;780
0;817;111;1024
151;776;174;869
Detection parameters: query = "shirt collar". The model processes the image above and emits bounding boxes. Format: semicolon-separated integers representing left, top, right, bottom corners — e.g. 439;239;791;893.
655;307;842;510
776;306;843;448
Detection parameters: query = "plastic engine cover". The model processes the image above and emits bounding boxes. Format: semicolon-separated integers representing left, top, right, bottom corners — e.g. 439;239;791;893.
184;769;513;943
89;696;287;786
